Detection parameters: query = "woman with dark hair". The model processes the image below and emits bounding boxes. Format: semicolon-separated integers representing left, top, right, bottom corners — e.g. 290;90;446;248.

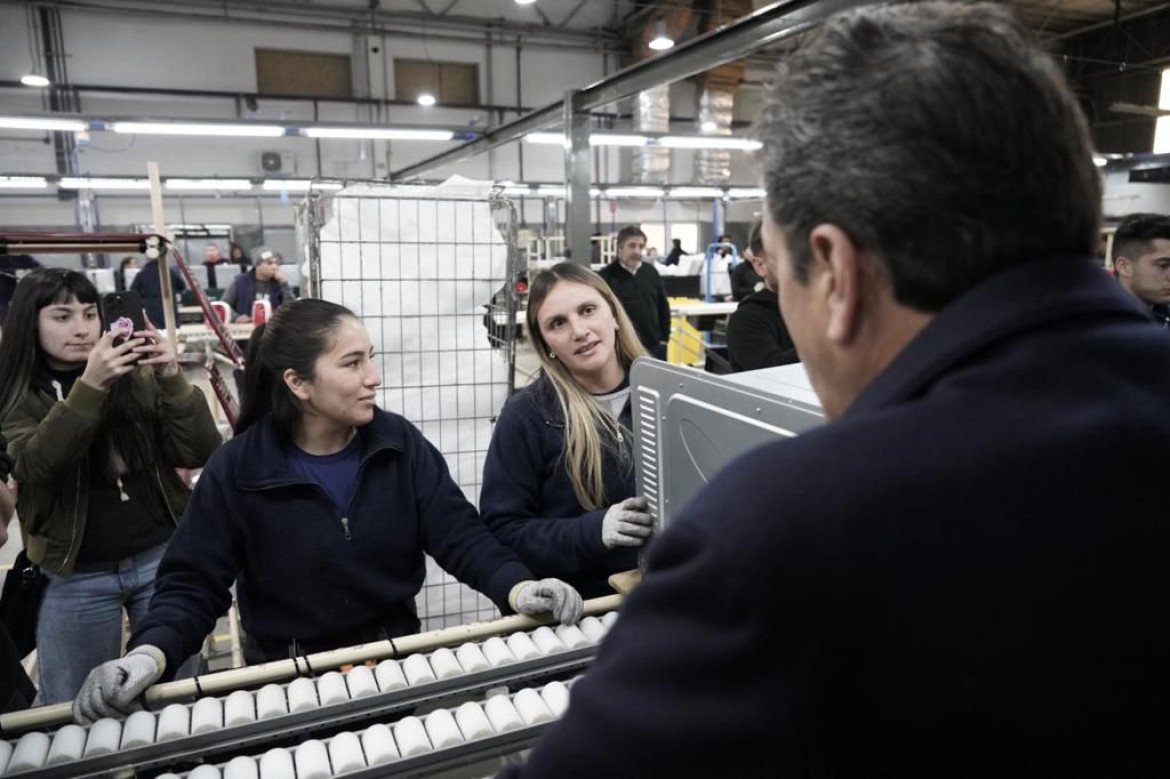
116;256;138;292
73;298;583;723
0;268;222;704
480;263;655;599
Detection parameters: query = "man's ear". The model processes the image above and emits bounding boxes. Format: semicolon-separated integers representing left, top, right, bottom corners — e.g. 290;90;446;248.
283;368;310;401
807;224;864;346
1113;255;1130;280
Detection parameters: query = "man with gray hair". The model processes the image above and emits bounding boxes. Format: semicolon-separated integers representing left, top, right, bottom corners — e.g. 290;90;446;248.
500;3;1168;776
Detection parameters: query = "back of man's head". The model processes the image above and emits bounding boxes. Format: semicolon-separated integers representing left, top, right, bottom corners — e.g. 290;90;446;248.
759;1;1100;312
1113;213;1170;264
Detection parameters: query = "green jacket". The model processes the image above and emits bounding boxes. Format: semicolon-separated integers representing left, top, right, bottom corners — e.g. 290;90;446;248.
2;369;222;575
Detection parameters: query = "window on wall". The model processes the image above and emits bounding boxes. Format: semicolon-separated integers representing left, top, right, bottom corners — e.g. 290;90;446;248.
394;59;479;105
255;49;352;98
1155;68;1170;153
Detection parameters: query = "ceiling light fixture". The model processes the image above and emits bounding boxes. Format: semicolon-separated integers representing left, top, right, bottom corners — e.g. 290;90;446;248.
700;120;718;133
20;74;51;88
111;121;284;137
303;126;454;141
658;136;762;151
416;93;437;107
591;134;650;147
604;187;665;199
649;20;675;51
726;187;767;199
525;132;567;146
59;177;152;190
0;176;48;189
165;179;254;191
668;187;725;199
515;0;537;5
262;179;344;192
0;116;87;132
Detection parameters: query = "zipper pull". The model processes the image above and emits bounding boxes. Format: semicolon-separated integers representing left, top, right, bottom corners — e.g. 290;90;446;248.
340;517;352;541
51;379;64;402
117;476;130;502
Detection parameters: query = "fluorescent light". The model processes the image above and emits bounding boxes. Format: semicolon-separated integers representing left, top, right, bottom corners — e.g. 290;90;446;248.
604;187;665;199
658;136;763;151
649;20;674;51
303;126;454;141
515;0;537;5
727;187;767;199
700;120;718;133
60;177;151;190
668;187;725;199
1093;155;1108;167
111;121;284;137
416;93;437;107
591;134;650;147
536;185;566;196
0;176;48;189
20;74;51;88
0;116;87;132
262;179;343;192
525;132;566;146
165;179;254;191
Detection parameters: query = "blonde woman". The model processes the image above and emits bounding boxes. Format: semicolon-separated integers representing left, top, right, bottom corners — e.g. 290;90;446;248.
481;263;654;598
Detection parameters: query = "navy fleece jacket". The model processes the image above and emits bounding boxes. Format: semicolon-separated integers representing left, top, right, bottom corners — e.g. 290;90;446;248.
131;409;532;674
480;375;638;598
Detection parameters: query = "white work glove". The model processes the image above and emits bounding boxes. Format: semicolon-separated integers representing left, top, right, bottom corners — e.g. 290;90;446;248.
73;645;166;725
601;496;654;549
509;579;584;625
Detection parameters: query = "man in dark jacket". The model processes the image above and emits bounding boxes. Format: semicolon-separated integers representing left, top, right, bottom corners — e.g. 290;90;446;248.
222;249;292;323
502;3;1170;777
598;226;671;358
1112;212;1170;327
726;219;797;371
129;259;186;329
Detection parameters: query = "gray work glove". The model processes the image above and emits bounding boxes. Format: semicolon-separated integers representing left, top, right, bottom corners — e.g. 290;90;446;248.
73;645;166;725
601;496;654;549
510;579;585;625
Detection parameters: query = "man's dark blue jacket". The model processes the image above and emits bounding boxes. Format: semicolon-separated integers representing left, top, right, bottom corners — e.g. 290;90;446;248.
131;409;533;675
481;375;638;599
503;257;1170;777
129;260;186;328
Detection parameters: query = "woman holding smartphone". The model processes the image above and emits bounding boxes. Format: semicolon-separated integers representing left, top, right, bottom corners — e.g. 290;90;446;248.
0;268;222;704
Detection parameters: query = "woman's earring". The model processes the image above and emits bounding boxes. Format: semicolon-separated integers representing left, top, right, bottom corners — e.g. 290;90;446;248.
548;351;557;360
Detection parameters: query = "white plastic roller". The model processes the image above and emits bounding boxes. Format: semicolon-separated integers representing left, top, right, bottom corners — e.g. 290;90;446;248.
189;764;222;779
315;671;350;706
361;723;400;765
423;709;463;749
157;703;190;742
401;653;437;686
8;731;51;773
483;695;523;733
120;710;158;749
374;659;407;692
223;755;260;779
428;647;462;680
481;636;516;667
530;626;567;655
505;631;541;662
455;642;490;673
46;724;86;765
578;616;607;644
513;688;554;725
540;681;571;717
225;690;257;727
256;684;288;720
327;731;366;774
345;665;378;699
83;717;122;757
292;739;331;779
554;624;590;650
258;747;295;779
191;696;225;735
286;677;319;714
393;716;432;757
454;701;495;741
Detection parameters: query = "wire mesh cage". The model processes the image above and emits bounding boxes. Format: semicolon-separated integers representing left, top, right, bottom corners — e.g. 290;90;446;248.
297;181;521;630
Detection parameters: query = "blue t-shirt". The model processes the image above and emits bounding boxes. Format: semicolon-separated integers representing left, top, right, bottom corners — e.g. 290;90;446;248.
287;436;362;514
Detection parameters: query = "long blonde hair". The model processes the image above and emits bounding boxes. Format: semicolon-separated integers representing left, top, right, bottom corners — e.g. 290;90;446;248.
526;263;649;509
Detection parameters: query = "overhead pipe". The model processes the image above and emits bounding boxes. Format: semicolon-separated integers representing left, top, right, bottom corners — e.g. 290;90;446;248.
390;0;880;182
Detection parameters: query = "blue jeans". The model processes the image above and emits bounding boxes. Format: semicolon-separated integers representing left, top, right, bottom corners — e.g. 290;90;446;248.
36;543;198;704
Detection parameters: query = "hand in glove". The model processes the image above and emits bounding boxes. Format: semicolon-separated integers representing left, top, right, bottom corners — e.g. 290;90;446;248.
601;496;654;549
509;579;584;625
73;645;166;725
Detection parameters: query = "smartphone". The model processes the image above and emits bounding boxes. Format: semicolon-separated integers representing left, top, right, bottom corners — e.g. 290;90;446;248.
100;291;147;348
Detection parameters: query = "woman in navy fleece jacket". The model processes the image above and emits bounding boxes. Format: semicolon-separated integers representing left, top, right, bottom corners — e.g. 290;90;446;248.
72;299;583;723
481;263;656;599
